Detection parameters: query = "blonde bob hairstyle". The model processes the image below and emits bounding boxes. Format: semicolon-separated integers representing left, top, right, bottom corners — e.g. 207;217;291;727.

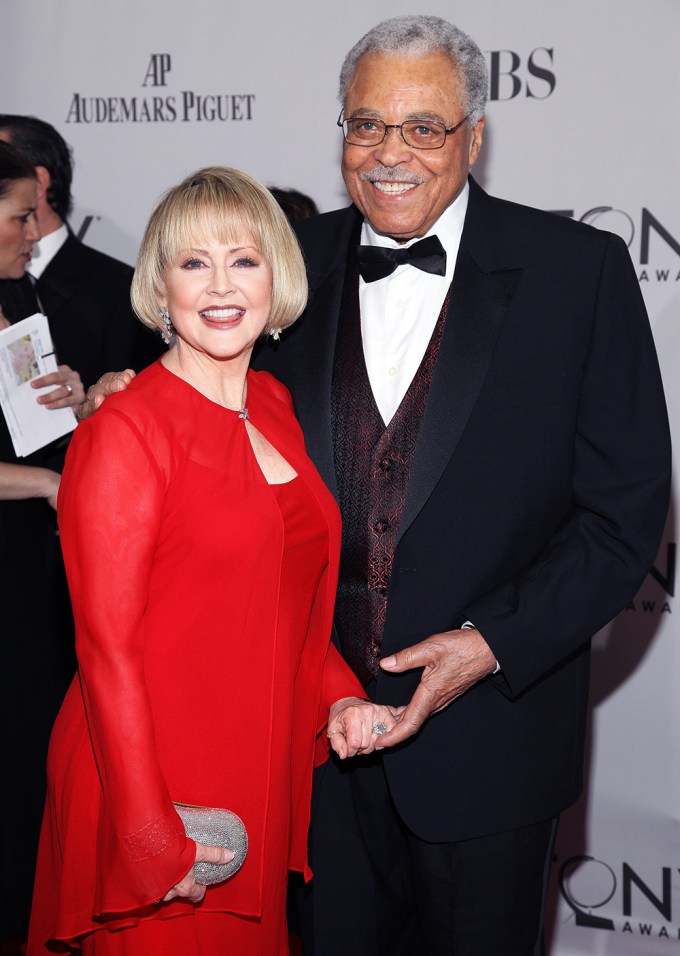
131;166;308;337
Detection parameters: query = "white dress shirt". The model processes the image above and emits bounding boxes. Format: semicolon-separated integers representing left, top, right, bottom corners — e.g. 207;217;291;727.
359;182;469;425
27;223;68;280
358;184;499;672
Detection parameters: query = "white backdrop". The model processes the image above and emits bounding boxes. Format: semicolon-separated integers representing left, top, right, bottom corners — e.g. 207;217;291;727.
2;2;679;951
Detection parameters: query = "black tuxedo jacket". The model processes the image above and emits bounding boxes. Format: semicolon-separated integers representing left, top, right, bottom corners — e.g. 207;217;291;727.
255;177;671;842
0;233;163;392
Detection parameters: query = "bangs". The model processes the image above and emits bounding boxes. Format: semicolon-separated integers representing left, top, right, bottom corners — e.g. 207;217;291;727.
156;192;258;273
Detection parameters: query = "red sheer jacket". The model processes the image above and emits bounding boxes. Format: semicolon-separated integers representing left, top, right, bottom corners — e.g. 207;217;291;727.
32;362;362;944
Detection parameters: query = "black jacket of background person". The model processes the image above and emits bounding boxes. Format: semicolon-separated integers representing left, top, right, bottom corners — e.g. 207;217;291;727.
254;176;671;842
0;232;163;392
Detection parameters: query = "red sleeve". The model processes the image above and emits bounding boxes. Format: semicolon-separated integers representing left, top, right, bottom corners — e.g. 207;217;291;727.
58;409;195;915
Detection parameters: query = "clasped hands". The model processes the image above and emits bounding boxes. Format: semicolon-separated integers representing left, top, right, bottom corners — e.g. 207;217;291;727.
168;621;496;902
328;627;497;757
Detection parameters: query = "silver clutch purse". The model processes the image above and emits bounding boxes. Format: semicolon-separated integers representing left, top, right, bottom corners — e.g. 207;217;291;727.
173;803;248;885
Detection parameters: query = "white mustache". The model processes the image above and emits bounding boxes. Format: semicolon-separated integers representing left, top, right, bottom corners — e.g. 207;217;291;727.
359;166;425;185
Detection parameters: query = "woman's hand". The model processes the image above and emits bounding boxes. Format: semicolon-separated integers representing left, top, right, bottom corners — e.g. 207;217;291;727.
77;369;136;421
161;840;235;904
32;364;85;410
327;697;405;759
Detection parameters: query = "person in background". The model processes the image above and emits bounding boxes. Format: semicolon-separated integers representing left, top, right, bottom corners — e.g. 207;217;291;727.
27;166;397;956
0;120;162;950
269;186;319;224
0;114;163;392
0;140;85;955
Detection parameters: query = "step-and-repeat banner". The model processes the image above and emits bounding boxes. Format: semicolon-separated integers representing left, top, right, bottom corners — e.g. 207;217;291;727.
2;1;679;950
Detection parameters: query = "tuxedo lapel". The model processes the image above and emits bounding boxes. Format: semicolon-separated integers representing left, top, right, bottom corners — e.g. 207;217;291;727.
398;189;523;544
36;235;81;317
290;263;345;497
287;208;362;498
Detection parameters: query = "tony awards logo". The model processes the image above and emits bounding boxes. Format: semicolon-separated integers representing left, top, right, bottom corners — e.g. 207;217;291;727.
559;855;680;941
550;206;680;285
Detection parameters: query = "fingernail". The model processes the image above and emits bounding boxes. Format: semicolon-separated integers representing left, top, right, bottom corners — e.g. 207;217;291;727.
380;656;397;669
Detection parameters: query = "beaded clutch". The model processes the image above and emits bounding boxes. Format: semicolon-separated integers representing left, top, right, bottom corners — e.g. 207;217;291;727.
173;803;248;885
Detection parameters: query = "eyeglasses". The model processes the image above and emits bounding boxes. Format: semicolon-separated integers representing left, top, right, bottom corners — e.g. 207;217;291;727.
337;111;469;150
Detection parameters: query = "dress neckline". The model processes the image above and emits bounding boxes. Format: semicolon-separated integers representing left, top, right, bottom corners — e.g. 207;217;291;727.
269;475;299;489
157;359;251;416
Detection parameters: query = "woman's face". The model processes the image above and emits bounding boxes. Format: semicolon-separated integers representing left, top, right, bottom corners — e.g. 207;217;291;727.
161;231;273;365
0;177;40;279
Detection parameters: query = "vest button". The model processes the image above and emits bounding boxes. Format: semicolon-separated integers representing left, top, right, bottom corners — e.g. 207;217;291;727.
379;457;392;472
373;519;388;534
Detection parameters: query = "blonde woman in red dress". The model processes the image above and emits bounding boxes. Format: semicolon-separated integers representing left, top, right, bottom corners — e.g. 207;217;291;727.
28;167;397;956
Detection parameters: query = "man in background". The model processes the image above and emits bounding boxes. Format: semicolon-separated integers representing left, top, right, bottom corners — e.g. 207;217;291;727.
0;114;162;390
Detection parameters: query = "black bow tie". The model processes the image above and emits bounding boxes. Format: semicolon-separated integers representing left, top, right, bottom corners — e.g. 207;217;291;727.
356;235;447;283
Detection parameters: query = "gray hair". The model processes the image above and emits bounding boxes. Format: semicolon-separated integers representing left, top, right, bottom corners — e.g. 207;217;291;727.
338;15;488;127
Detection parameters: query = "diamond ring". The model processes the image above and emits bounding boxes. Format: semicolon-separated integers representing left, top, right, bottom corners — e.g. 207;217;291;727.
372;722;388;735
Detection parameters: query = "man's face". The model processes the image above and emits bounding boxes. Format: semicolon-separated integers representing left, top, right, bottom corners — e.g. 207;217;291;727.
341;52;484;241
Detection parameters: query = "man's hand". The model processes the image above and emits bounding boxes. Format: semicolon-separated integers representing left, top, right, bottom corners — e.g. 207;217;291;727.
77;369;136;421
376;628;496;748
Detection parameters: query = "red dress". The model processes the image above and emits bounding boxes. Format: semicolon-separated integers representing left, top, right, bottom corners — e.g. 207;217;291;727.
27;362;363;955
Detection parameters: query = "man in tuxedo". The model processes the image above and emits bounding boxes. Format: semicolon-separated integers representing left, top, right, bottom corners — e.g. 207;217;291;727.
0;114;162;390
254;15;671;956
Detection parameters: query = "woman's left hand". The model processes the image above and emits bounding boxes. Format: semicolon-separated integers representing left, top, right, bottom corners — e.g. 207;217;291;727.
161;841;235;904
327;697;405;759
32;364;85;410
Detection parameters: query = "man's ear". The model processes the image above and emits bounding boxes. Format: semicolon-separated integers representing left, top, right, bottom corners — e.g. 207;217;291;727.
34;165;51;202
468;116;485;166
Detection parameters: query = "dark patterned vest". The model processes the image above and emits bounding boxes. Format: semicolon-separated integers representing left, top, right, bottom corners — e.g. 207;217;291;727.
331;255;449;685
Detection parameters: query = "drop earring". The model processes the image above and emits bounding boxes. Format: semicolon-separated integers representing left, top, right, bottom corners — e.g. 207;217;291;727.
160;306;175;344
269;328;281;342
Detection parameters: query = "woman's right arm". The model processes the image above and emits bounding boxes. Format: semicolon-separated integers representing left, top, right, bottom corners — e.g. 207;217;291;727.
58;409;196;913
0;461;60;509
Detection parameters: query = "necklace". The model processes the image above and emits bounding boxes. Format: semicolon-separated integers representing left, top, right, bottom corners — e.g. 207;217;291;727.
238;379;249;420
